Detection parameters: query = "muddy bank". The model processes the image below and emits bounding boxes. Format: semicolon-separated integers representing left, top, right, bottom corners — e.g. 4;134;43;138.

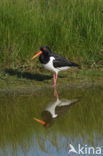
0;80;103;96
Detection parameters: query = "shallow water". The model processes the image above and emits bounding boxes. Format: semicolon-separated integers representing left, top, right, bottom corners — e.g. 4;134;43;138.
0;85;103;156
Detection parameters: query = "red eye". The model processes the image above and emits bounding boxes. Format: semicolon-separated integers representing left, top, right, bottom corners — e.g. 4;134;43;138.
43;48;46;50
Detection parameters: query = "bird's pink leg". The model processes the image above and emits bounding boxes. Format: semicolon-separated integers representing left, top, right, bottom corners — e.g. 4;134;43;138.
52;73;56;88
54;87;58;98
55;73;58;81
52;73;58;88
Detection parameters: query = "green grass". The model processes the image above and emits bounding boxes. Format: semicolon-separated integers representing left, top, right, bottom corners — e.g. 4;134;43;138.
0;0;103;70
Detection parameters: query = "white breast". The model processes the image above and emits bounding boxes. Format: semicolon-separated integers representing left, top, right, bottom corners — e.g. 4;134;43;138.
45;99;60;118
43;56;58;73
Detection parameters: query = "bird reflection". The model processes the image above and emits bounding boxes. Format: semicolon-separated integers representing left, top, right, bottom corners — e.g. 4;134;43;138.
34;88;80;128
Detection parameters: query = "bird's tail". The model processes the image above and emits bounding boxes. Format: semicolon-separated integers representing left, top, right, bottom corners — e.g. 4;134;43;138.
70;62;81;69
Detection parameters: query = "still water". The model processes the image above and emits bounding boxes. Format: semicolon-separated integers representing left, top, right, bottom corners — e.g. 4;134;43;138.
0;85;103;156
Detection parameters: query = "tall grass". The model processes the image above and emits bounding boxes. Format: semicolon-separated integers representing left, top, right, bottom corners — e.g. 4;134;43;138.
0;0;103;69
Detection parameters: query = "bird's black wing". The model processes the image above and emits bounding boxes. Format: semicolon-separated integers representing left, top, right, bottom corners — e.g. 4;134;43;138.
51;53;79;68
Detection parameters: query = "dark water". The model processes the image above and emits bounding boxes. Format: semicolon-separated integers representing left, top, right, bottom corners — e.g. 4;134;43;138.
0;85;103;156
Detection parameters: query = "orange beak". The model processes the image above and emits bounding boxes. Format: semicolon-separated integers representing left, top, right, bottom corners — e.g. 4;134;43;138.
32;51;42;60
33;117;45;125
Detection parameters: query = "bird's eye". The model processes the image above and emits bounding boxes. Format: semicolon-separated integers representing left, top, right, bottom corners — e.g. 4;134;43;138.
43;48;47;50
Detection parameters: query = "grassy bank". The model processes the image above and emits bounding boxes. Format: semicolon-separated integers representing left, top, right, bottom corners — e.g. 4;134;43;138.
0;0;103;71
0;67;103;90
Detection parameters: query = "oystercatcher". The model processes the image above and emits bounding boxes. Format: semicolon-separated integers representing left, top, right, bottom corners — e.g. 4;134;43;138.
32;46;80;87
34;88;80;127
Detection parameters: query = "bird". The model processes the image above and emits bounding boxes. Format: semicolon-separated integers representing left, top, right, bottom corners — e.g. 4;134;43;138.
32;46;80;87
33;88;80;127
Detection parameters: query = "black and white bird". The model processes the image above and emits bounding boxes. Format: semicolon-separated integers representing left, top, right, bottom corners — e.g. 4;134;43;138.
34;88;80;127
41;96;79;127
32;46;80;87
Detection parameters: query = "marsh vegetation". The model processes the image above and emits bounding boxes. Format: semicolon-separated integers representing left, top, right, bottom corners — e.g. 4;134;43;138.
0;0;103;70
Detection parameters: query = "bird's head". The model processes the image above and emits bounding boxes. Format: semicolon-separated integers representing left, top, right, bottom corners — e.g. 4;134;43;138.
32;46;51;60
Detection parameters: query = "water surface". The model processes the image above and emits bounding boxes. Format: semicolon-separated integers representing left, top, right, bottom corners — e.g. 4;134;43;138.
0;85;103;156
